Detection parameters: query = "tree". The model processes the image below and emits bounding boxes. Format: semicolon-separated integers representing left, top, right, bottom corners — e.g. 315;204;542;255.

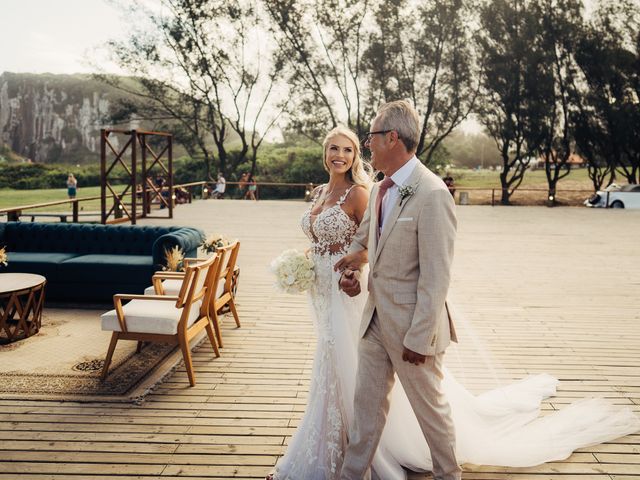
102;0;285;179
364;0;479;164
264;0;372;140
477;0;547;204
265;0;477;164
532;0;584;205
572;0;640;189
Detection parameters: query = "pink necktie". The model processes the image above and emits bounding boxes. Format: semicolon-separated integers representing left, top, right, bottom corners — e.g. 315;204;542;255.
375;176;395;238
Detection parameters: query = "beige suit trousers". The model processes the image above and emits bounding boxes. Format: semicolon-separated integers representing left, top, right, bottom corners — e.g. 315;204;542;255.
340;314;461;480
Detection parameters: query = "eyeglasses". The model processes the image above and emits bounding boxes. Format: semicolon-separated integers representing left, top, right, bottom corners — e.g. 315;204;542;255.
364;130;393;142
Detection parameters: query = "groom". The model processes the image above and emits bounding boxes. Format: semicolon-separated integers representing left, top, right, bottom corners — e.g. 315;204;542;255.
335;100;461;480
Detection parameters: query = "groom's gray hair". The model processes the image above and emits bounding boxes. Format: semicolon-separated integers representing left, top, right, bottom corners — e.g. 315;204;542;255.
376;100;420;153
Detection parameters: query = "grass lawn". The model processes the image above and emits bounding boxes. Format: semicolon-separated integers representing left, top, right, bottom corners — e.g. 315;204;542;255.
449;166;595;206
451;165;593;190
0;185;128;212
0;168;596;212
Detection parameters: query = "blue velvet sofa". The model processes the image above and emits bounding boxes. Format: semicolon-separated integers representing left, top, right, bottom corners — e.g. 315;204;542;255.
0;222;204;302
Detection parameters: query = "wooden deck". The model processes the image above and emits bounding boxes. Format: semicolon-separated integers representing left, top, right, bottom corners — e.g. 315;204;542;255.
1;200;639;479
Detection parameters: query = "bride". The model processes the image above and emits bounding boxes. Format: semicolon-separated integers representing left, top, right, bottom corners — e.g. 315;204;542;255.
268;126;640;480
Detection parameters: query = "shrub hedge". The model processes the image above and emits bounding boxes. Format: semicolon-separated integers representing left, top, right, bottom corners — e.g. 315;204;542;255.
0;145;328;199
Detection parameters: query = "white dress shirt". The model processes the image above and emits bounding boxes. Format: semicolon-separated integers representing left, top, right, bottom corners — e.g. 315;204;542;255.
380;156;419;232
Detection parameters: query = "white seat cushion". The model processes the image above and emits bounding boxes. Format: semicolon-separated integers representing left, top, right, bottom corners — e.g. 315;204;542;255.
144;279;224;299
144;279;183;296
101;298;202;335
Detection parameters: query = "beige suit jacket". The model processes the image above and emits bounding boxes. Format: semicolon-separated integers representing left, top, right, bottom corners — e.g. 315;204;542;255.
348;162;457;355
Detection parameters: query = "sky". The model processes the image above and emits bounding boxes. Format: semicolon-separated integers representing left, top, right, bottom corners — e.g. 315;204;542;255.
1;0;607;137
2;0;603;76
0;0;128;75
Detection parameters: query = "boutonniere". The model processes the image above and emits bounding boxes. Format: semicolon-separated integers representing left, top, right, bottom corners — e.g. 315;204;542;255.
398;184;417;206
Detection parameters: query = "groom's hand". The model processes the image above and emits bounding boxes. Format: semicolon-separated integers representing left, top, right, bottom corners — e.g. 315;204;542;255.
402;347;428;365
339;269;361;297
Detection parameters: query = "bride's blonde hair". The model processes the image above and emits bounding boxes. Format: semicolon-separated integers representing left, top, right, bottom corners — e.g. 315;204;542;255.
322;126;373;190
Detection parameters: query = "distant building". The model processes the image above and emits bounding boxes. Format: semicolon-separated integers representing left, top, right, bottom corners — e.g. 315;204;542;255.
532;152;585;169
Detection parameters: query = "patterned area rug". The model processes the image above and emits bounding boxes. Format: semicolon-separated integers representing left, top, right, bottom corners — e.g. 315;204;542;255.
0;308;203;403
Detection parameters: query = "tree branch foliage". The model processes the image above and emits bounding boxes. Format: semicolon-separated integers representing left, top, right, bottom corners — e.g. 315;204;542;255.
102;0;285;179
98;0;640;194
572;0;640;189
265;0;478;165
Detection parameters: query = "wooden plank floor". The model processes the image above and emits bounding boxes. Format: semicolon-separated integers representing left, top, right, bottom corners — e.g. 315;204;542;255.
0;200;639;479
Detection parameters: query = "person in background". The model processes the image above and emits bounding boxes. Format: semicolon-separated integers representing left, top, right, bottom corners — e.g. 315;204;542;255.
155;173;165;190
213;172;226;199
237;172;249;199
443;171;456;197
155;174;170;209
67;174;78;199
245;174;258;201
175;187;189;204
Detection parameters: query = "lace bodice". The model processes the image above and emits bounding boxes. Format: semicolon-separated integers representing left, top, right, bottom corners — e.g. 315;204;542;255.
301;185;359;256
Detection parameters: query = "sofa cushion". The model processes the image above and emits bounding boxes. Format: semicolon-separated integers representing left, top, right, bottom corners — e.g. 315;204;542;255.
101;298;202;335
144;279;224;299
4;252;81;280
61;254;155;285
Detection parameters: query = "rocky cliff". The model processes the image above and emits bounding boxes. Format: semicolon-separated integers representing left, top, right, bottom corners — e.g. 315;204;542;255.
0;72;124;164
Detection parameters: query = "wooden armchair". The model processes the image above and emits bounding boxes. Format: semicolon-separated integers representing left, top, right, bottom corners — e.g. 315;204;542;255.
210;241;241;347
100;253;221;386
143;241;241;349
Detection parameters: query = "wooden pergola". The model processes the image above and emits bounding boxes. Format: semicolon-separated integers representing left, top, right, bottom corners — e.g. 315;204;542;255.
100;129;174;224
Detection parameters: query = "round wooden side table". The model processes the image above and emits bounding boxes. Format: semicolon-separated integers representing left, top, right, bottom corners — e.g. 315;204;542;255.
0;273;47;344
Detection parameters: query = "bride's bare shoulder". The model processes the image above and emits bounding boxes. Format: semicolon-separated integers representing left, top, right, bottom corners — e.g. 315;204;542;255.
343;184;369;221
346;184;370;202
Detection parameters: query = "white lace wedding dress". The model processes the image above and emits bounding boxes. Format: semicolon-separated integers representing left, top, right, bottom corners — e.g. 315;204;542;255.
271;186;640;480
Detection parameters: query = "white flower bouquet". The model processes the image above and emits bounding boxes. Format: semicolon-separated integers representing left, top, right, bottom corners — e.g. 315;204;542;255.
270;249;315;294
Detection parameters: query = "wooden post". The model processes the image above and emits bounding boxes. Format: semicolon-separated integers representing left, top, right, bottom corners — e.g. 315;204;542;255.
168;136;174;219
141;133;147;218
131;130;137;225
100;129;107;224
8;210;20;222
72;200;79;223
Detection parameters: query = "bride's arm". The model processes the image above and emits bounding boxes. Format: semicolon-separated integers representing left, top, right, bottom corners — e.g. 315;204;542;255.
343;184;369;225
335;185;370;272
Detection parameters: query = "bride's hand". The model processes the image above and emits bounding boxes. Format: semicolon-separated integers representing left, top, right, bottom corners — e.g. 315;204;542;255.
334;249;367;272
339;269;361;297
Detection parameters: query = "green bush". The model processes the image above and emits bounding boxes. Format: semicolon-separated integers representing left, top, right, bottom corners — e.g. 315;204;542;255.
0;145;330;197
255;145;325;199
0;163;125;190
